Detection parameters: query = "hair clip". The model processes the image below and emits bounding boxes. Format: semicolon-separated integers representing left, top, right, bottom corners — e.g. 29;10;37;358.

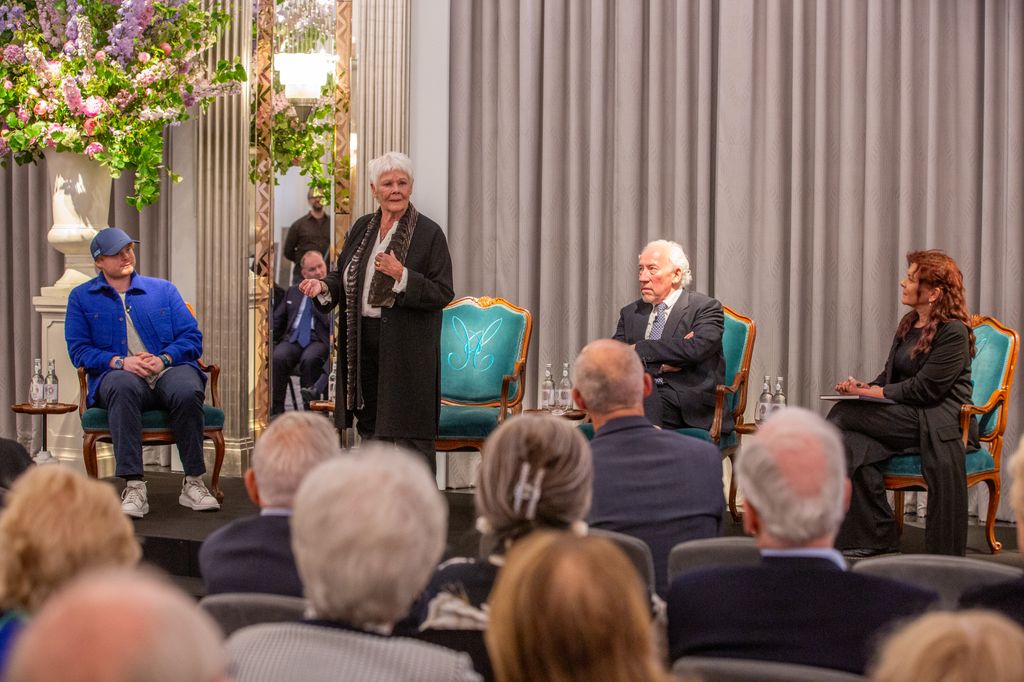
512;462;545;520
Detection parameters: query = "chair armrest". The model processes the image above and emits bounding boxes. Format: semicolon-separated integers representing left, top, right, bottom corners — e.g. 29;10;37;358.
959;390;1006;446
710;373;744;444
77;367;88;416
197;360;221;408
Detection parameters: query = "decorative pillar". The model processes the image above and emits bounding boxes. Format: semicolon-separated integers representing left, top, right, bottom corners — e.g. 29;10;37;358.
194;0;256;474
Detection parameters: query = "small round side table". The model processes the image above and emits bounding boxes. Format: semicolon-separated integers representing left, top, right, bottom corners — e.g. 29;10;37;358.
522;408;588;421
11;402;78;464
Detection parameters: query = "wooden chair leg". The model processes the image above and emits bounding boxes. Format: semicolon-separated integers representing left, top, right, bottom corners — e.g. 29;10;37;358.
893;491;905;535
984;479;1003;553
83;433;100;478
723;447;742;522
208;430;226;503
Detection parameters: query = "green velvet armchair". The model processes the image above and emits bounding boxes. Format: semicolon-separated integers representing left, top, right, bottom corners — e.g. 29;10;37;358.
884;315;1019;553
436;296;533;452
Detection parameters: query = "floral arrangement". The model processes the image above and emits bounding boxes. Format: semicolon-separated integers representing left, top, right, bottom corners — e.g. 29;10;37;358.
0;1;246;208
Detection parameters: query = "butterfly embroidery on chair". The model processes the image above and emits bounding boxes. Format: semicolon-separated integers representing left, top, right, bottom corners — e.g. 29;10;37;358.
447;316;502;372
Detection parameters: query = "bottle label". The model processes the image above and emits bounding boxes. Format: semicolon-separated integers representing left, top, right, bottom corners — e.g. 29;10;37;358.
541;388;554;407
44;384;58;403
756;401;770;423
557;389;572;407
30;384;44;404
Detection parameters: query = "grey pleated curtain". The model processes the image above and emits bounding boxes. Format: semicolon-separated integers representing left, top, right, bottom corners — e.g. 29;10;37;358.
0;161;170;449
449;0;1023;520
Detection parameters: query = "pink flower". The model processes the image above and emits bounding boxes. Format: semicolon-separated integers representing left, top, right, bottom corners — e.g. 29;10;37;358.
27;86;39;97
95;50;106;62
137;51;151;63
83;118;98;136
159;43;172;56
83;96;104;117
84;142;104;158
2;80;11;90
33;100;48;116
16;106;29;123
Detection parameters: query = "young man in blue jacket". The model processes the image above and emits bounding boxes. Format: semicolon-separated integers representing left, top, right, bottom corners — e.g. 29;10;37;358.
65;227;219;518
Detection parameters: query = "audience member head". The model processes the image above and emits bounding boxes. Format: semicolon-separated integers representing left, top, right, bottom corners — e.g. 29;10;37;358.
249;411;340;509
7;568;228;682
0;466;141;613
1010;438;1024;551
572;339;650;426
476;415;592;548
299;250;328;280
486;531;667;682
871;610;1024;682
0;438;32;505
736;406;849;548
291;445;446;629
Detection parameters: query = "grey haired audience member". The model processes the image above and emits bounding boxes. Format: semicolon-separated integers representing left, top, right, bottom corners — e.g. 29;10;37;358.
7;568;228;682
227;445;480;682
247;411;341;508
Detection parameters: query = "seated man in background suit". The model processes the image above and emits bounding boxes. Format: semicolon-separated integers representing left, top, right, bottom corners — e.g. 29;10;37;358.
667;407;938;675
613;239;727;432
199;412;341;597
271;251;332;416
573;339;723;597
959;439;1024;625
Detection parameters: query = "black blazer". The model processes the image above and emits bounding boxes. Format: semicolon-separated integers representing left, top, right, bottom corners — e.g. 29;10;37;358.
613;290;727;431
274;286;332;347
666;556;938;674
199;514;303;598
959;577;1024;627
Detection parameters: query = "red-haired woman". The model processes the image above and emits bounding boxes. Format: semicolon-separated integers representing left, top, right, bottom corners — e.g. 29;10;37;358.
827;250;977;557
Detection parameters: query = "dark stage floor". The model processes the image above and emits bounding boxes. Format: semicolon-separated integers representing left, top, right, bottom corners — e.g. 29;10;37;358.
125;473;1021;597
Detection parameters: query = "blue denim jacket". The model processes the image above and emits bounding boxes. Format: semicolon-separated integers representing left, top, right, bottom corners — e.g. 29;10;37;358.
65;272;205;406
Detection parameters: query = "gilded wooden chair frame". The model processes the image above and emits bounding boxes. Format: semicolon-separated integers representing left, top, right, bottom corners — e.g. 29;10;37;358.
436;296;533;452
713;306;757;522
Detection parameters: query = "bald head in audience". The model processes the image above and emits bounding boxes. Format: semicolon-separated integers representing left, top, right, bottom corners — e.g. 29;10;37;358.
7;569;228;682
572;339;651;431
737;406;850;548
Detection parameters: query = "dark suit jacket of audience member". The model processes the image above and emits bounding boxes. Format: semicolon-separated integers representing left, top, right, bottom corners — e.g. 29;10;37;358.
199;514;302;598
588;416;723;597
959;577;1024;627
612;290;727;432
667;556;938;674
273;286;333;346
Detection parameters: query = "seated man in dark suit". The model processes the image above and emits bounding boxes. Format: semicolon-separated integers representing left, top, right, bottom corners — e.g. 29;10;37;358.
613;239;727;432
959;440;1024;625
271;251;333;415
667;407;938;675
572;339;723;597
199;412;341;597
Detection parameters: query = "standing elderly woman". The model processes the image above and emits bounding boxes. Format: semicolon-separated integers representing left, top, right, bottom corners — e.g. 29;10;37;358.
828;250;977;557
299;152;454;468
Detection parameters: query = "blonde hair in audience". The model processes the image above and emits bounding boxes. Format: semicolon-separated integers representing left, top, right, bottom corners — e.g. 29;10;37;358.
486;531;668;682
292;445;446;627
255;411;341;507
475;415;592;546
871;610;1024;682
0;466;140;612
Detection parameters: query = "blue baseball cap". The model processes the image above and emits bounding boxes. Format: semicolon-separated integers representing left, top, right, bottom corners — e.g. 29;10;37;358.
90;227;139;259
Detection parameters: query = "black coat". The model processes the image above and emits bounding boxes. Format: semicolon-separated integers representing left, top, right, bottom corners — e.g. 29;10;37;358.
316;212;454;440
199;514;302;598
613;290;727;431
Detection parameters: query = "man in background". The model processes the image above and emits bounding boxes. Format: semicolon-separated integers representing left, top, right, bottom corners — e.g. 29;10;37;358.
283;188;330;284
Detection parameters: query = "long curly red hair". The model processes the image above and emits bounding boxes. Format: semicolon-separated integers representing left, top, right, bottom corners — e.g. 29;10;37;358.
896;250;975;358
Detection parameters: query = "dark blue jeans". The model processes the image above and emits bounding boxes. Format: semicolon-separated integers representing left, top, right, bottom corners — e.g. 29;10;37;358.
95;366;207;478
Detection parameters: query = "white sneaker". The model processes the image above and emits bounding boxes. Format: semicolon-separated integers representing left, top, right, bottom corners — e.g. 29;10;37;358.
121;481;149;519
179;477;220;511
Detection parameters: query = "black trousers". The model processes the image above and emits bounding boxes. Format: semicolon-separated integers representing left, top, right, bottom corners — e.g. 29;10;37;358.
827;401;967;555
354;318;436;475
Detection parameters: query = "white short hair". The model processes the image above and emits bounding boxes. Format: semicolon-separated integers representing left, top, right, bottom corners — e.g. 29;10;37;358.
367;151;414;187
254;412;340;508
573;340;644;416
292;445;447;626
642;239;693;288
736;407;847;544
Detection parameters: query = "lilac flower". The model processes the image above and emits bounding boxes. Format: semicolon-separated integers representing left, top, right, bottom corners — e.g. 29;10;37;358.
76;15;94;58
107;0;156;65
3;44;25;64
65;0;80;42
0;4;26;33
62;79;83;114
138;105;181;122
132;61;176;88
36;0;65;48
84;141;103;158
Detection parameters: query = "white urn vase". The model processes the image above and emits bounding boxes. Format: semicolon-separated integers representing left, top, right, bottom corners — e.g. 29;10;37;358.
43;149;112;291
